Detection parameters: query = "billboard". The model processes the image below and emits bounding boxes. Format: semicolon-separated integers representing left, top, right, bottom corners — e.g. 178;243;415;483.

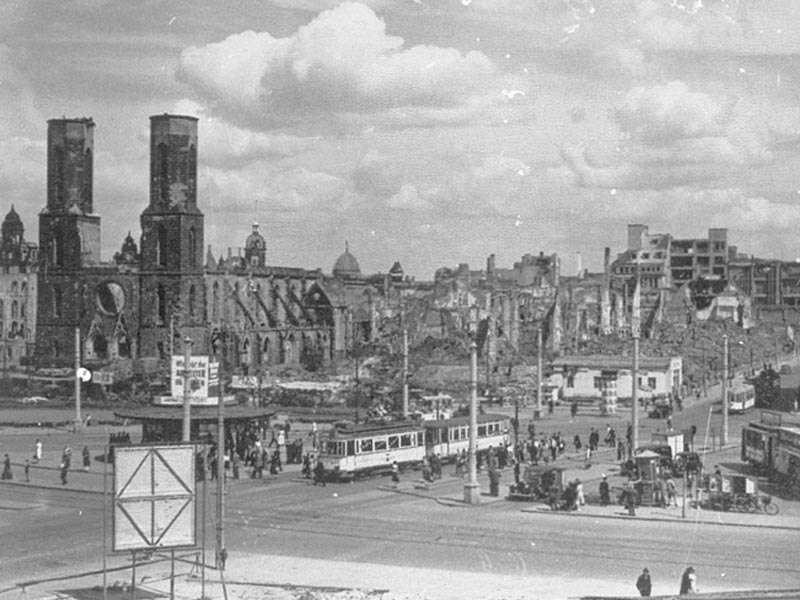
171;356;218;398
113;445;196;552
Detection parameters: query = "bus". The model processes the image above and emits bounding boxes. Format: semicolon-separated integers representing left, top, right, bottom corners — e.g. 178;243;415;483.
728;382;755;414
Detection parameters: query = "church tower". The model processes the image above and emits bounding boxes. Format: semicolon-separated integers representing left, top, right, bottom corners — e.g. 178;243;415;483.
36;118;101;359
39;118;101;270
138;114;206;357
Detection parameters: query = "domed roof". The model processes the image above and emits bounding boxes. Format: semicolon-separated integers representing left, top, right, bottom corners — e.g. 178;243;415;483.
245;221;265;250
333;242;361;278
3;206;21;224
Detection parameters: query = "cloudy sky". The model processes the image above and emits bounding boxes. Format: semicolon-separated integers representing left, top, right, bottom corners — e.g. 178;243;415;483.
3;0;800;278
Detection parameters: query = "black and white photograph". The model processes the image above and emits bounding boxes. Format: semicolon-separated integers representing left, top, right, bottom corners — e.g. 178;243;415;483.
1;1;800;599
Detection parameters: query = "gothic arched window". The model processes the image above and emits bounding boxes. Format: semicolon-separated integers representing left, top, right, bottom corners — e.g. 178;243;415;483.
159;142;170;204
84;148;93;206
188;285;196;319
157;284;167;323
188;227;197;267
54;146;65;204
53;287;63;318
212;282;219;321
157;224;168;267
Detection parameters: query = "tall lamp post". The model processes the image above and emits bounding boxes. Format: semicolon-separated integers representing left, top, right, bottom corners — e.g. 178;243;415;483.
463;341;481;504
721;334;729;447
215;358;225;571
536;327;543;419
181;336;193;442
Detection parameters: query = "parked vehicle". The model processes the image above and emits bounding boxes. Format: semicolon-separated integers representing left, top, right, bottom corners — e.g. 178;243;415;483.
507;465;567;502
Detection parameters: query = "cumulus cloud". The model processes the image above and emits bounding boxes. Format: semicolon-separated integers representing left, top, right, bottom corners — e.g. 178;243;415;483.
386;183;434;210
615;81;725;143
563;80;799;190
177;2;516;129
201;165;359;214
172;99;315;167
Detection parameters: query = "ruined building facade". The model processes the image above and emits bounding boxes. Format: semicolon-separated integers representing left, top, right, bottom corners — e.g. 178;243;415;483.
34;115;406;373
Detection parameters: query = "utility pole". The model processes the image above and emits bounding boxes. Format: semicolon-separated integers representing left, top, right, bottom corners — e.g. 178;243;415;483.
536;327;543;419
631;266;641;451
182;336;193;442
702;344;707;398
74;327;82;428
402;328;409;418
722;334;729;446
215;358;225;571
463;341;480;504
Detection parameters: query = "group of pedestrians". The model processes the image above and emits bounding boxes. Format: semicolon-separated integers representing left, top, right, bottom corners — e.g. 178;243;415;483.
0;439;96;486
635;566;698;596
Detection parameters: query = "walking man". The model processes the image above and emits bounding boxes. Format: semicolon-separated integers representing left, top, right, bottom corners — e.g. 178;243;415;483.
34;439;42;464
599;474;610;506
636;568;652;597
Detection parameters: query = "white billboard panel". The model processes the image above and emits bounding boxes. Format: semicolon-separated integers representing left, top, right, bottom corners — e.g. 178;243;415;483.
113;444;196;552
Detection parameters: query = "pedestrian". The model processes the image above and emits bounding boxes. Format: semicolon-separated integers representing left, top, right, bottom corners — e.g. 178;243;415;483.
666;475;677;507
489;468;501;497
60;459;68;485
391;460;400;488
679;566;697;595
636;568;652;597
573;434;582;451
62;446;71;469
599;473;610;506
232;452;241;479
575;478;585;508
82;446;91;471
570;400;578;418
24;459;30;482
1;454;12;480
584;446;592;469
666;416;673;431
313;458;326;486
624;482;637;516
34;439;42;464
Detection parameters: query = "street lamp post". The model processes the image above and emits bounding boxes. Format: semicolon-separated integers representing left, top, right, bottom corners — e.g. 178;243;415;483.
536;327;543;419
463;341;481;504
181;336;193;442
722;334;729;446
402;328;409;418
215;358;225;571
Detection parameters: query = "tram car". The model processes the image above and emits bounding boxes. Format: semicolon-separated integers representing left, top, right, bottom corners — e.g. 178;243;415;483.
318;422;426;481
423;413;510;461
317;413;511;481
727;382;756;414
741;420;780;471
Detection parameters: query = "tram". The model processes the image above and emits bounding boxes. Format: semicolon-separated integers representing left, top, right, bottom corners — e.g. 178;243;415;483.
741;420;781;471
317;413;510;481
741;411;800;489
423;413;510;460
728;382;755;414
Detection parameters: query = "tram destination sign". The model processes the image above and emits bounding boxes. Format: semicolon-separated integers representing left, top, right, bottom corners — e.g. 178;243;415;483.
113;444;196;552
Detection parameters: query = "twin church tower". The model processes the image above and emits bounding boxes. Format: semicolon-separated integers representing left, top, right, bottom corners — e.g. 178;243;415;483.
38;115;207;360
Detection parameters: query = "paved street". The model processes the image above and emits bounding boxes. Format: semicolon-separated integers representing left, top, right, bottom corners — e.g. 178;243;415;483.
2;386;800;600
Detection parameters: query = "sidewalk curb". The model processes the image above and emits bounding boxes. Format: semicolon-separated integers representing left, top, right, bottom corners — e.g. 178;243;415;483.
518;505;800;531
0;480;104;495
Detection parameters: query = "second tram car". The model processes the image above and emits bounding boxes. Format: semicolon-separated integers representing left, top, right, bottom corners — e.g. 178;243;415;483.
423;413;510;460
